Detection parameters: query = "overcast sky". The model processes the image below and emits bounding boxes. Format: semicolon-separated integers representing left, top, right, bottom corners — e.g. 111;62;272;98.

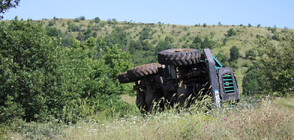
2;0;294;28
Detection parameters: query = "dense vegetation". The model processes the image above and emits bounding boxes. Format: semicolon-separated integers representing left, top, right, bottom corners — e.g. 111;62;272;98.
0;17;293;139
37;17;294;96
0;18;135;123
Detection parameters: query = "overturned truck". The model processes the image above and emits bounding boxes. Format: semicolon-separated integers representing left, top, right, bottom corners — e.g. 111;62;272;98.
118;48;239;113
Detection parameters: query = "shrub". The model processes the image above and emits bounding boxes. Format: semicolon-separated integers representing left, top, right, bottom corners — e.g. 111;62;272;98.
203;23;207;27
0;18;134;123
0;18;62;122
216;52;229;66
68;23;80;32
258;36;294;96
229;46;240;61
48;20;55;26
94;17;100;23
225;28;237;37
74;18;80;22
79;16;85;20
242;67;262;95
245;49;257;60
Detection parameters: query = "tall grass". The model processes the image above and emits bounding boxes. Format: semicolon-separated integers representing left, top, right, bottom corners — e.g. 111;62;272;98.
2;97;294;139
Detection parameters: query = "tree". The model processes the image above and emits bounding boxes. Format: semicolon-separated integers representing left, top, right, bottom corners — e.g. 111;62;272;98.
94;17;100;23
216;52;229;66
104;27;128;49
68;23;81;32
272;33;281;41
223;38;228;45
0;18;62;122
156;36;174;53
229;46;240;61
201;37;214;49
0;0;20;19
258;36;294;96
242;67;262;95
203;23;207;27
79;16;85;20
129;39;143;52
76;28;92;41
139;27;152;41
74;18;80;22
0;18;135;123
225;28;237;37
45;26;63;37
218;21;222;26
245;49;257;60
190;36;202;49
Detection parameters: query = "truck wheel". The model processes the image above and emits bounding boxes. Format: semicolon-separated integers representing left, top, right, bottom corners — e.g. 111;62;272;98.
136;90;149;113
118;72;130;83
158;49;201;66
127;63;162;81
117;63;162;83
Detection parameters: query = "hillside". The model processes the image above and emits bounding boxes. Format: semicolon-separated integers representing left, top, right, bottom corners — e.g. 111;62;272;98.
37;18;293;94
7;18;292;94
1;18;293;139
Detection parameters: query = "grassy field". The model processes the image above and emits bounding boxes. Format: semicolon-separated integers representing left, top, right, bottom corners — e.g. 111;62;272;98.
2;97;294;139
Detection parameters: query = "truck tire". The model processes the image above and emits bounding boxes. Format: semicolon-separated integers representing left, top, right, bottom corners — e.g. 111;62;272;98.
118;72;130;83
118;63;162;83
136;90;148;113
127;63;162;81
158;49;201;66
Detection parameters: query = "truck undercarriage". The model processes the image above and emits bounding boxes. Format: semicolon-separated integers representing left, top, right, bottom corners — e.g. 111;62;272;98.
118;48;239;113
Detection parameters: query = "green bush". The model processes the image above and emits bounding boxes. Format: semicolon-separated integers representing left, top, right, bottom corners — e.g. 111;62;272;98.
258;35;294;96
242;67;262;95
190;36;214;49
94;17;100;23
56;39;133;122
0;19;134;123
245;49;257;60
68;23;80;32
230;46;240;61
190;36;202;49
225;28;237;37
0;18;62;122
79;16;85;20
215;52;229;66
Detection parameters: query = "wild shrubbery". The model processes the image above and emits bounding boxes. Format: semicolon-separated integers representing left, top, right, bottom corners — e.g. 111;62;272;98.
1;17;293;124
0;19;61;122
242;33;294;96
0;18;134;123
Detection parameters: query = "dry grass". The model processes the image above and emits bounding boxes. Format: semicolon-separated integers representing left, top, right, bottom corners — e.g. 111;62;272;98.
3;97;294;140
